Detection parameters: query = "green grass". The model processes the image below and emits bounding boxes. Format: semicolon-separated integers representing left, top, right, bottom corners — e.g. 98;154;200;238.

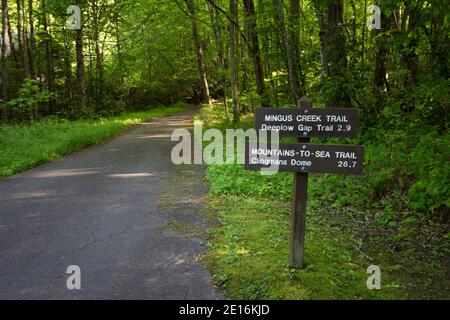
0;102;191;179
204;165;448;300
204;195;396;300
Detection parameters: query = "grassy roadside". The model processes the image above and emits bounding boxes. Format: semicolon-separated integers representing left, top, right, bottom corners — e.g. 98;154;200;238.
0;102;192;179
204;195;393;299
197;103;449;300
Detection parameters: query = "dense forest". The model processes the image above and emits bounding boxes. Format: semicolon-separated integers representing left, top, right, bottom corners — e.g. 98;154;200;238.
0;0;447;120
1;0;448;213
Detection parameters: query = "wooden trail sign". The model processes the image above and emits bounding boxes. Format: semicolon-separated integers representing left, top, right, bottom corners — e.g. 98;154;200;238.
244;142;364;174
254;107;358;137
244;96;364;268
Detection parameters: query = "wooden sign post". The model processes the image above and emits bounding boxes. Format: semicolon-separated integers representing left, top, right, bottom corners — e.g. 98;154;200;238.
244;96;364;268
291;97;311;268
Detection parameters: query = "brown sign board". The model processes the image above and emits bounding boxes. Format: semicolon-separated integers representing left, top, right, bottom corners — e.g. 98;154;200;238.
244;142;364;174
254;107;358;138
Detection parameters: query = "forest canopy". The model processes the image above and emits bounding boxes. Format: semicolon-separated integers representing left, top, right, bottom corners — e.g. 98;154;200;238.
0;0;449;216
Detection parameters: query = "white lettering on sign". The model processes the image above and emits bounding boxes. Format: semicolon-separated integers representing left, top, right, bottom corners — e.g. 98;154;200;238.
298;125;313;132
254;108;358;138
315;151;331;158
317;124;333;132
326;115;348;122
251;157;288;166
296;115;321;122
261;124;295;132
335;152;357;159
262;114;350;124
298;150;311;157
251;148;295;157
264;115;293;122
291;159;312;166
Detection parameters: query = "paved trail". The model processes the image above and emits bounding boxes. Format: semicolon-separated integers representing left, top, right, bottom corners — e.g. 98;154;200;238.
0;109;222;299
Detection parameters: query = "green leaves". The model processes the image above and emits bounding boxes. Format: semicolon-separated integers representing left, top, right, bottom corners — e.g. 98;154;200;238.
408;130;450;214
6;78;53;120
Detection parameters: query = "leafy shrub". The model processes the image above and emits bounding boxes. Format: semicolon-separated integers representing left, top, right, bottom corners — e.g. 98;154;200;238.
4;78;53;121
408;130;450;215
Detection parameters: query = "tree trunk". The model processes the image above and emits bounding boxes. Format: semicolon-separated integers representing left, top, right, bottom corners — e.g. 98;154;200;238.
28;0;36;78
257;0;273;104
274;0;301;102
207;0;228;112
229;0;240;122
6;8;20;78
240;31;249;94
115;23;123;84
243;0;267;106
316;7;328;79
402;0;418;87
114;0;124;84
1;0;9;121
185;0;211;106
21;0;29;76
373;11;390;92
429;1;448;78
371;10;393;119
43;0;53;112
314;0;350;107
87;27;93;105
76;0;86;109
288;0;305;95
92;0;104;100
361;0;367;69
16;0;23;75
64;30;73;100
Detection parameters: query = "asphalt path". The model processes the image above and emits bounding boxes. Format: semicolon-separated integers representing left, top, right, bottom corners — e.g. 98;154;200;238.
0;108;222;299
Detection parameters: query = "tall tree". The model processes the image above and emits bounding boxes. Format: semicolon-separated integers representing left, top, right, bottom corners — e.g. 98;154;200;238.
1;0;8;121
6;6;20;78
243;0;267;106
42;0;53;111
288;0;305;95
229;0;240;121
373;9;390;92
314;0;350;107
184;0;211;106
28;0;36;78
428;0;448;78
274;0;301;102
20;0;30;76
113;0;124;84
92;0;104;100
16;0;23;74
401;0;419;87
76;0;86;109
207;0;228;112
